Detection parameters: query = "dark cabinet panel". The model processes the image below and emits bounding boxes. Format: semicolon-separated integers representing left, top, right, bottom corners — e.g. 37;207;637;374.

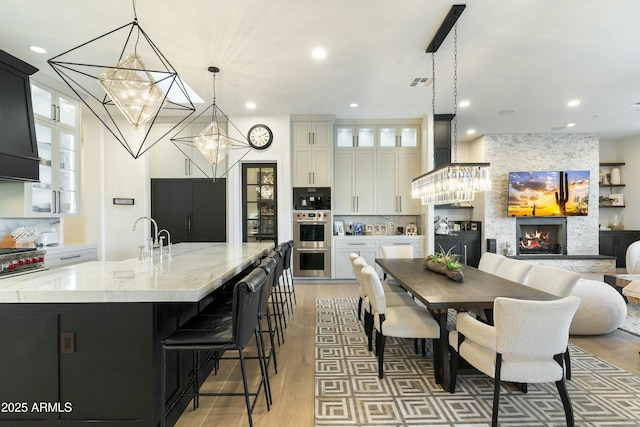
152;178;226;243
599;230;640;268
435;231;481;267
58;311;152;421
0;311;57;422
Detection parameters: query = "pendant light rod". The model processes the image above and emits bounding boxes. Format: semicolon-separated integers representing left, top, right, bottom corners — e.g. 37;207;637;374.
425;4;466;53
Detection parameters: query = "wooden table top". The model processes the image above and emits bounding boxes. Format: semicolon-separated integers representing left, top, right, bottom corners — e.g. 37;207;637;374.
376;258;558;311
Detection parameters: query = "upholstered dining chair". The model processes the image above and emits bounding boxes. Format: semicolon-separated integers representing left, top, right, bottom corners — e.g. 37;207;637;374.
449;296;581;427
380;245;413;288
351;255;416;352
523;264;580;380
360;264;440;378
477;252;506;275
350;251;404;320
494;257;533;284
626;240;640;273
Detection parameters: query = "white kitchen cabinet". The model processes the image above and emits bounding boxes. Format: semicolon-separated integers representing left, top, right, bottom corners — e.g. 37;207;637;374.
335;125;375;148
26;82;80;217
45;244;98;269
378;125;419;148
333;238;379;279
334;149;376;215
149;122;224;179
333;235;424;279
292;121;332;186
376;148;420;214
378;236;424;258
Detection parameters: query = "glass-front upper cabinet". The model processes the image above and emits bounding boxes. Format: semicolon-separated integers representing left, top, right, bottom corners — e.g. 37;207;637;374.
243;163;277;243
27;82;80;216
378;126;418;148
30;82;79;129
335;126;375;148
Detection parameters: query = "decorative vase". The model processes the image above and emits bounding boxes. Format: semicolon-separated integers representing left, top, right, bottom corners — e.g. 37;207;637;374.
610;168;621;185
424;260;464;282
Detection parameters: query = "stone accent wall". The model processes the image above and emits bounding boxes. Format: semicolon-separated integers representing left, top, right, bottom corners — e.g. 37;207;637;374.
483;134;600;256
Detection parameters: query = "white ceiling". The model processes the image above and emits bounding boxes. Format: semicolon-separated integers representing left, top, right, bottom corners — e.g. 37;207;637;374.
2;0;639;144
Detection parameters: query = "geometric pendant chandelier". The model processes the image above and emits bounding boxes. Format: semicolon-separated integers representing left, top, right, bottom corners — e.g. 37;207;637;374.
170;66;252;182
48;3;196;159
411;4;491;205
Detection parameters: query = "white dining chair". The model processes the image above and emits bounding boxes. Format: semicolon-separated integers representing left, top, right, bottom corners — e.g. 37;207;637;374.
449;296;581;427
380;245;414;289
494;257;533;284
361;264;440;378
524;264;580;379
626;240;640;273
477;252;506;275
352;256;416;352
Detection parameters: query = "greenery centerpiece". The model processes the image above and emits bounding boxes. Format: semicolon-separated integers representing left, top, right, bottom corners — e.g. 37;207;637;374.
424;245;464;282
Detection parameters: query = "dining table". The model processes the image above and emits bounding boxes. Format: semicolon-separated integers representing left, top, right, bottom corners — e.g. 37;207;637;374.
375;257;558;393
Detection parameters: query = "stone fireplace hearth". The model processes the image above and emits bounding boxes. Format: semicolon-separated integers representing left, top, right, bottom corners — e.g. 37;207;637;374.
516;217;567;255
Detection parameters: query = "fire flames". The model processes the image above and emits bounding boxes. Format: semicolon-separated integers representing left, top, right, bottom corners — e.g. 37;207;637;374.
519;229;551;250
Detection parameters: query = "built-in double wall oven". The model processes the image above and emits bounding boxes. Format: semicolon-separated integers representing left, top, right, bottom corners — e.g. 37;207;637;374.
292;210;331;277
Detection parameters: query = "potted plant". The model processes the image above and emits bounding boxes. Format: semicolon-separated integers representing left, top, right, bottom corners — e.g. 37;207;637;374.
424;245;464;282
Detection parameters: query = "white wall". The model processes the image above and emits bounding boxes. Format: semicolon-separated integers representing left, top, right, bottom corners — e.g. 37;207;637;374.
615;135;640;229
226;114;292;245
83;112;150;261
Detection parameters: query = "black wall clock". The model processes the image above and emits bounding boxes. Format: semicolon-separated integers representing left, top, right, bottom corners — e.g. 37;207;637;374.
247;124;273;150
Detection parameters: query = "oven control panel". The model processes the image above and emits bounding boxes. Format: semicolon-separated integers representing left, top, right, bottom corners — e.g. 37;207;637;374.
294;211;330;221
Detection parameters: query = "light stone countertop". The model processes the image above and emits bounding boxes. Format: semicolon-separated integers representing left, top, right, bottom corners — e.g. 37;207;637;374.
0;242;273;303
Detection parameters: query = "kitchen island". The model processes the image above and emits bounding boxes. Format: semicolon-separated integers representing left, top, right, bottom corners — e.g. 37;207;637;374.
0;242;273;427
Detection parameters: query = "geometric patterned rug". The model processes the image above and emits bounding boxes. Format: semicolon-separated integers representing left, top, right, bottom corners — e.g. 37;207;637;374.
315;298;640;426
620;302;640;336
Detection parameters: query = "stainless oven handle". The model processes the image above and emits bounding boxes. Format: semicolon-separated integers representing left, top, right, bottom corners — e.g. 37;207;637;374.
296;248;328;252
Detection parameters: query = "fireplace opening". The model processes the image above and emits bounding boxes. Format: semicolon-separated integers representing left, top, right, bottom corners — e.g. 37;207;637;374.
516;217;567;255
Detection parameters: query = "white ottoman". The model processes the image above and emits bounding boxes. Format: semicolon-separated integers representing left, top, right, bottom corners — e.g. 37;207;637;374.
570;278;627;335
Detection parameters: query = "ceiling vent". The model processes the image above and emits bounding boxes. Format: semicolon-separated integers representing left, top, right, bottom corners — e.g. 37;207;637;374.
410;77;433;87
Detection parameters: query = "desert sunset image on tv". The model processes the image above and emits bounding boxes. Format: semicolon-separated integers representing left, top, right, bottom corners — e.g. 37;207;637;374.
507;170;590;217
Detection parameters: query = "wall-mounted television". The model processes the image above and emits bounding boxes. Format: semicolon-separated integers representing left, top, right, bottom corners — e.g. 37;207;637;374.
507;170;590;217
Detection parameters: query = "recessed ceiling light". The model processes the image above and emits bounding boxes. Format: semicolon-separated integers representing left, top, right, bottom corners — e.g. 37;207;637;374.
311;47;327;60
459;100;470;108
497;109;515;115
29;45;47;54
245;102;256;110
567;99;580;107
565;122;576;127
349;103;358;108
466;129;476;135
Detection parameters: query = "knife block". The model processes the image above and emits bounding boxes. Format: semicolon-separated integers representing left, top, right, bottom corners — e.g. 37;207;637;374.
0;235;35;249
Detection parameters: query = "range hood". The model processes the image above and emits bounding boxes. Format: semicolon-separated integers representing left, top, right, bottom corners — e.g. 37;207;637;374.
0;50;39;182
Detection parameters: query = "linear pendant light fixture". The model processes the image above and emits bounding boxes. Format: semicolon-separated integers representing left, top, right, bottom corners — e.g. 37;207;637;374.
48;1;196;159
412;4;491;205
170;66;252;182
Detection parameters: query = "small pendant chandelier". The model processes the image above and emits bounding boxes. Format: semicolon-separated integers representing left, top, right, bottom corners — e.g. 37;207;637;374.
170;66;252;181
412;5;491;206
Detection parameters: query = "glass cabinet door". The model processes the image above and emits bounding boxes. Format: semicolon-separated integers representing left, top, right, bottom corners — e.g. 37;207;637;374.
243;163;277;243
32;123;53;214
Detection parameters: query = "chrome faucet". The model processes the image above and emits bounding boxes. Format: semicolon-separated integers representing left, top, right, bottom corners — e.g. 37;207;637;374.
158;228;172;255
133;216;159;255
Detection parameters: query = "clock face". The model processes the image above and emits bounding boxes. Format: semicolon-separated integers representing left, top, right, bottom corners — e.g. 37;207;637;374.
247;124;273;150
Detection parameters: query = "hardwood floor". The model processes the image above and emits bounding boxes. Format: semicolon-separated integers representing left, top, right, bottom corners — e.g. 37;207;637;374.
174;282;640;427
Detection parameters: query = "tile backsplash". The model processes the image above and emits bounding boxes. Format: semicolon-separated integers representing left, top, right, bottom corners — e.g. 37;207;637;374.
0;217;61;247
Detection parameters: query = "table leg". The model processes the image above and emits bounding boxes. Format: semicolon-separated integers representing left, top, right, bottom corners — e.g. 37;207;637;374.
432;309;450;391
